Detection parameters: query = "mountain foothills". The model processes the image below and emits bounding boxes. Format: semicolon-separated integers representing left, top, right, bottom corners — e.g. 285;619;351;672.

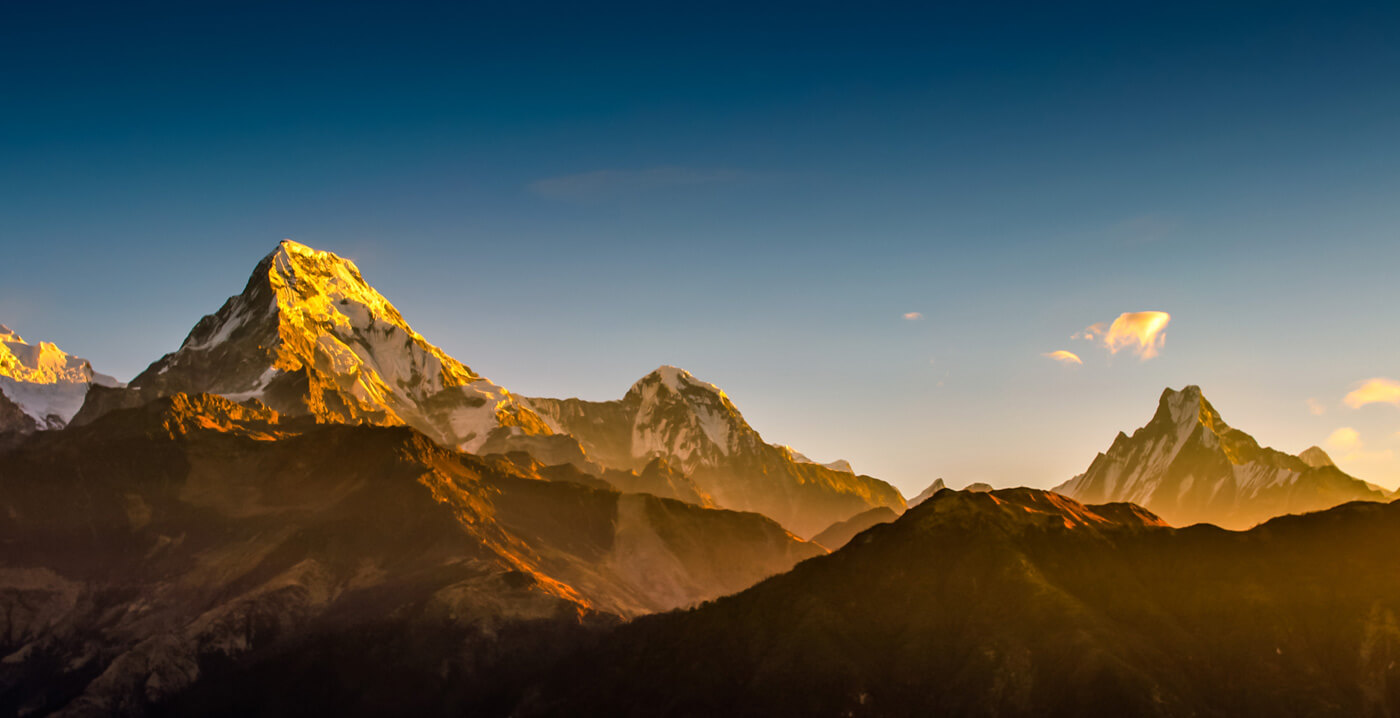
0;325;120;434
0;394;820;715
1055;386;1387;529
167;489;1400;718
527;367;905;537
508;489;1400;718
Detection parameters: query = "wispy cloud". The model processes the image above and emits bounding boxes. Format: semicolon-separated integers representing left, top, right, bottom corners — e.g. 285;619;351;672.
1344;377;1400;409
1305;398;1327;416
1043;350;1083;366
1074;311;1172;360
1326;427;1362;453
903;312;924;321
529;167;748;202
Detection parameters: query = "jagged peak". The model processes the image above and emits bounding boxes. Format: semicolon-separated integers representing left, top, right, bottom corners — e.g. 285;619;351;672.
1151;385;1231;437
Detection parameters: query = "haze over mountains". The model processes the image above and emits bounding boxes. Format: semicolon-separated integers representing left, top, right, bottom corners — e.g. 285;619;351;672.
4;240;1400;716
0;392;822;714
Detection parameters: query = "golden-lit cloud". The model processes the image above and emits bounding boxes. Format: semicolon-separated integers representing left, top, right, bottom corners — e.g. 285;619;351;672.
1306;398;1327;416
1043;350;1083;365
1075;311;1172;360
903;312;923;321
1325;427;1362;453
1344;377;1400;409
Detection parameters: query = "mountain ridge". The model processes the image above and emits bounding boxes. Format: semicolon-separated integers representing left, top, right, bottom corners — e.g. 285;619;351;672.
526;366;906;537
513;489;1400;717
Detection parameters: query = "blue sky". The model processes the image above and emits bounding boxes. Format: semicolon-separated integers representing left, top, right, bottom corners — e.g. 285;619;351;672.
3;0;1399;493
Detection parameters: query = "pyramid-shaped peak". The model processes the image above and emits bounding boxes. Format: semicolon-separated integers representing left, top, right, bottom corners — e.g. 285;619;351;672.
1151;385;1225;431
1299;446;1335;468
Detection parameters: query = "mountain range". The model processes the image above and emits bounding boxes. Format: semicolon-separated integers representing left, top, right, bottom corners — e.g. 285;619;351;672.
67;241;902;539
4;240;1399;716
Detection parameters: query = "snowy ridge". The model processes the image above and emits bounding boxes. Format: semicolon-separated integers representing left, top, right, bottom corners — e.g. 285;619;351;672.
0;324;120;428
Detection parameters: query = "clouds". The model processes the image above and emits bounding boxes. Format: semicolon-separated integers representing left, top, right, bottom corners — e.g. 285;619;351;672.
902;312;923;321
1056;310;1172;364
1306;398;1327;416
1076;311;1172;360
529;167;748;202
1042;350;1083;366
1323;426;1396;469
1344;377;1400;409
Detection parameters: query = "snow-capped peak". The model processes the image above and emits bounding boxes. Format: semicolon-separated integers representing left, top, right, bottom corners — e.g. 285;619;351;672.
121;240;550;451
624;366;755;471
0;324;120;429
1055;384;1383;529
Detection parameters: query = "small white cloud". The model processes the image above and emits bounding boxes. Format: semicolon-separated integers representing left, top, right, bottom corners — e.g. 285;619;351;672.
1042;350;1083;366
1325;427;1362;453
903;312;924;321
1075;311;1171;361
1344;377;1400;409
1306;398;1327;416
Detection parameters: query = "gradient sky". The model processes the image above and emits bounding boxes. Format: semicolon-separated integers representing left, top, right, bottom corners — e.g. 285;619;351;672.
3;1;1399;495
